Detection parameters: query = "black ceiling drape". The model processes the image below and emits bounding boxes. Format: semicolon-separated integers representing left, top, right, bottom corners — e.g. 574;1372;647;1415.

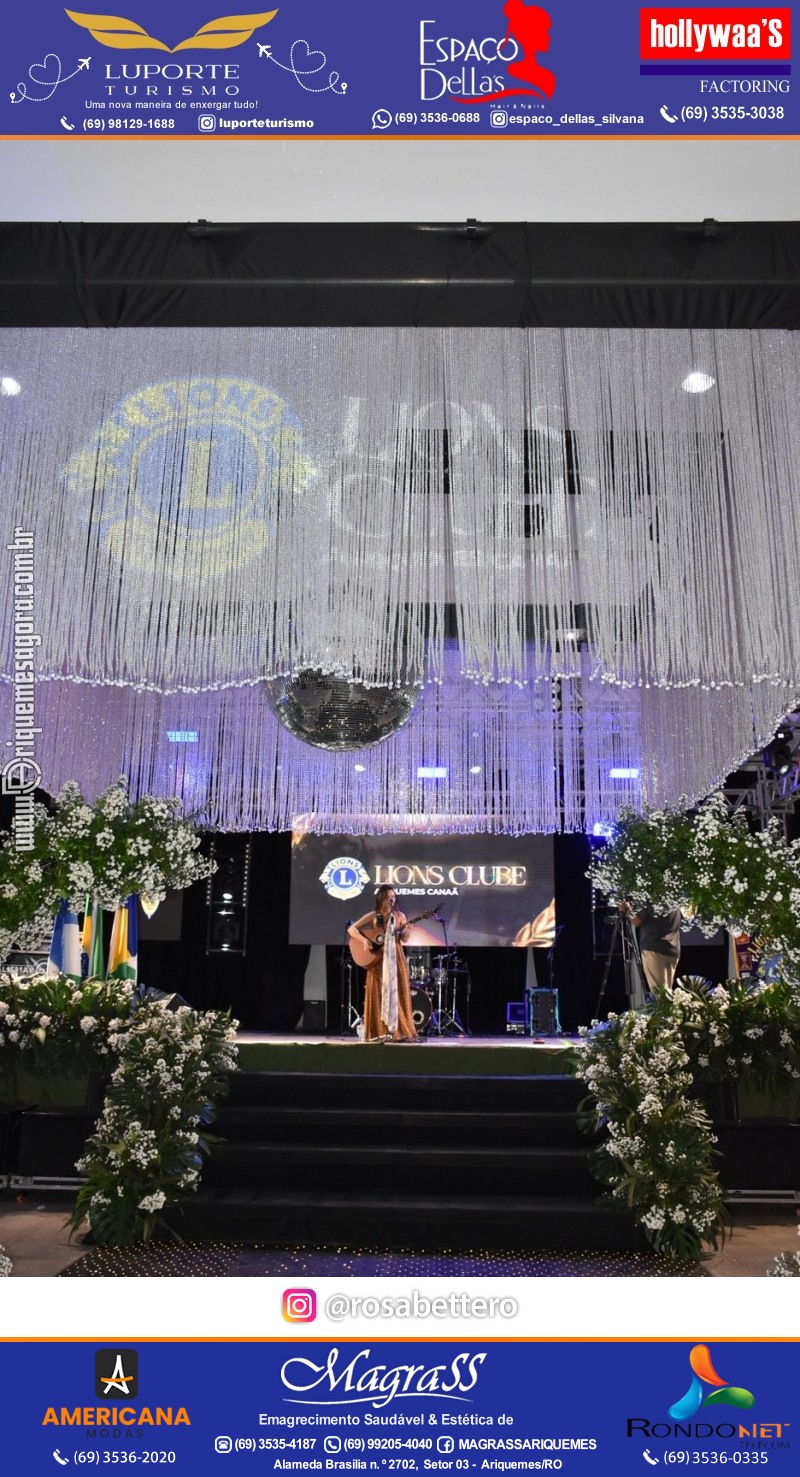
0;220;798;328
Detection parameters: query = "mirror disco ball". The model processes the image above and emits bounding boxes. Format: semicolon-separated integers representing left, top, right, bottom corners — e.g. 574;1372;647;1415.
264;669;423;750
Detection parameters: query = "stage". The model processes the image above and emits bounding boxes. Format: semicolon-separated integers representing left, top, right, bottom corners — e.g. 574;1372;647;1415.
236;1032;579;1075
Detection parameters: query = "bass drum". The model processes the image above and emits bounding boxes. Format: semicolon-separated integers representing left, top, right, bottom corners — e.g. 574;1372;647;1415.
410;987;432;1034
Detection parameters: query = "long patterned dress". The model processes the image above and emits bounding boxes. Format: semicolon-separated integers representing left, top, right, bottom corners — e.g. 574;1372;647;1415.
351;911;418;1042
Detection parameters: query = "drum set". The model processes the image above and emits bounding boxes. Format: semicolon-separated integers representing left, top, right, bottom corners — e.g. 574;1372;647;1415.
407;948;470;1036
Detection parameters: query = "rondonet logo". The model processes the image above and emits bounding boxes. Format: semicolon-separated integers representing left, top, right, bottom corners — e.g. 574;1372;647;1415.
281;1348;487;1410
640;8;792;61
65;8;279;52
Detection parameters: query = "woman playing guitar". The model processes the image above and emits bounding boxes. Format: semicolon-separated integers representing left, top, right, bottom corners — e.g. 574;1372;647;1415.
348;885;417;1043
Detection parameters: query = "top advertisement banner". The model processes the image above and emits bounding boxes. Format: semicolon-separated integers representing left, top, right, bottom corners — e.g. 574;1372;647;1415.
1;2;797;138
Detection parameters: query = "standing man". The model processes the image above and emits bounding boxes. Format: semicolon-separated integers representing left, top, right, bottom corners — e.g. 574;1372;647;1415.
619;899;682;992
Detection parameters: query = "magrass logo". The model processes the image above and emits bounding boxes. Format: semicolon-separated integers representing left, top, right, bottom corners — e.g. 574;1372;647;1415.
95;1349;139;1399
668;1344;755;1421
65;7;278;52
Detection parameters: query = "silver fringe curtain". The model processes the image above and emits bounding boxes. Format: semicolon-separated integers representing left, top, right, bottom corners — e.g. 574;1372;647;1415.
1;327;797;832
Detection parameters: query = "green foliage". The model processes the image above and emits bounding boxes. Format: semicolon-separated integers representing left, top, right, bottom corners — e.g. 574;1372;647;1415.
0;972;133;1084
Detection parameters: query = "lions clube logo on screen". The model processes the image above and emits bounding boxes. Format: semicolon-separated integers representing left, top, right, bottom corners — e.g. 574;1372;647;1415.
281;1348;487;1410
319;857;371;900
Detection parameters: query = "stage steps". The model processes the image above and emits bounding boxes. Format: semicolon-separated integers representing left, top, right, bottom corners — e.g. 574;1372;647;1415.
180;1070;648;1251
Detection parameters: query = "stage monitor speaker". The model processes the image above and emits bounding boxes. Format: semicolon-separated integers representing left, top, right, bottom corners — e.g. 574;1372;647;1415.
302;999;326;1034
525;986;560;1035
206;837;251;955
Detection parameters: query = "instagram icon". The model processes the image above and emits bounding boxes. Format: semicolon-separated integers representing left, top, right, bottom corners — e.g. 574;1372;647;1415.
283;1288;317;1322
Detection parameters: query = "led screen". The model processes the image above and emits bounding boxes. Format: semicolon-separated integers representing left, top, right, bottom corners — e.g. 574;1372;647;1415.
289;827;555;948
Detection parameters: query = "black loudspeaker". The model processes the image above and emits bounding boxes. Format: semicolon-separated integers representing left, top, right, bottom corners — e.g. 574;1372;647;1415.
206;837;251;955
17;1111;95;1177
135;987;192;1012
302;1000;327;1033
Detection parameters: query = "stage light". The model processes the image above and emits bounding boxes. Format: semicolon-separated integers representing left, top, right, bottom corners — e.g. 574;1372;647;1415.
0;377;21;396
682;371;715;394
166;730;199;742
592;821;615;839
609;767;640;779
353;764;366;772
470;765;482;774
417;766;447;779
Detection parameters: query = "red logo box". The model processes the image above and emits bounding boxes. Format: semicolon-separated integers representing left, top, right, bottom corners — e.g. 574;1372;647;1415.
640;8;792;61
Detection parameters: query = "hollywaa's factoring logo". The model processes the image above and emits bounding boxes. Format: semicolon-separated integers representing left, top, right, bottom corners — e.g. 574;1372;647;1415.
420;2;556;104
65;8;278;52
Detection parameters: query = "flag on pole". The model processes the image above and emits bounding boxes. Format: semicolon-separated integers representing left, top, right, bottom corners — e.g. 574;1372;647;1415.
81;896;105;980
46;899;82;983
107;895;139;982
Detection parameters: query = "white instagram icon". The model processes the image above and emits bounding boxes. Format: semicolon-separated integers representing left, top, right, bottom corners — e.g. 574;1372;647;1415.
490;109;508;128
198;114;216;132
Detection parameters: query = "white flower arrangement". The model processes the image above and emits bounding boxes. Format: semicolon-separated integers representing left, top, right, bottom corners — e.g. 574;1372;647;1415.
575;976;800;1260
70;999;238;1246
0;777;216;959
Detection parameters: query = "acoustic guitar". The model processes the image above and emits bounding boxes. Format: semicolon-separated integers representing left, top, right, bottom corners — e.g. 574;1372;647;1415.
348;908;439;969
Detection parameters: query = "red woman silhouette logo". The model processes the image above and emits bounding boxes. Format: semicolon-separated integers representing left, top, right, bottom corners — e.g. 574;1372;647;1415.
462;1;555;104
502;1;555;99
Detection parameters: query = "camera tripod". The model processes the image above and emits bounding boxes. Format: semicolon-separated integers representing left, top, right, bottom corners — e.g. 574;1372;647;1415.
595;909;647;1016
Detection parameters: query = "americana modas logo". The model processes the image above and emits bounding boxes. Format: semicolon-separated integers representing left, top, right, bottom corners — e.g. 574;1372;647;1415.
95;1349;139;1399
66;8;278;52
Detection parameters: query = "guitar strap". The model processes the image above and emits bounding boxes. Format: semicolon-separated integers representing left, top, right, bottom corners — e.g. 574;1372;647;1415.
380;913;399;1033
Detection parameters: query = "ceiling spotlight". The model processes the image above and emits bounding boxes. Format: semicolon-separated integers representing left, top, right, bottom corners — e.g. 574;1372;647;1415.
0;377;21;396
353;763;366;772
682;371;715;394
470;765;482;774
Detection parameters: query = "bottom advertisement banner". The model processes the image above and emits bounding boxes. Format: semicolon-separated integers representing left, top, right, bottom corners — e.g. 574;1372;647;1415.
0;1339;795;1470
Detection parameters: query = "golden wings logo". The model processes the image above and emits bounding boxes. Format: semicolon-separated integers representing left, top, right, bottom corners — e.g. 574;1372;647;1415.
65;8;278;52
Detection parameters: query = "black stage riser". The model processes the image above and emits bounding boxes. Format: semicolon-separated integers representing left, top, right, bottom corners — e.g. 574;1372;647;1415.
212;1106;586;1148
227;1071;585;1112
201;1146;600;1199
178;1193;646;1253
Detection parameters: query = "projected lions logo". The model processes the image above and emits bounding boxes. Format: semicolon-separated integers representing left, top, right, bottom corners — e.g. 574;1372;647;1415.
64;376;316;584
319;857;370;901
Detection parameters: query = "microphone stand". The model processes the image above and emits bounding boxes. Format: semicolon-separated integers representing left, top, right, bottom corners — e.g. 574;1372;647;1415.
431;914;467;1036
340;920;361;1036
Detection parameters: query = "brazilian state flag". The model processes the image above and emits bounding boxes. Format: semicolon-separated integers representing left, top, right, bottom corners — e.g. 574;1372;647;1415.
107;895;139;983
46;899;82;983
81;896;105;980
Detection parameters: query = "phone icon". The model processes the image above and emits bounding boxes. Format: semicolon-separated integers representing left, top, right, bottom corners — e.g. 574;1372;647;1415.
60;116;75;131
53;1452;69;1467
643;1451;660;1467
660;105;678;123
